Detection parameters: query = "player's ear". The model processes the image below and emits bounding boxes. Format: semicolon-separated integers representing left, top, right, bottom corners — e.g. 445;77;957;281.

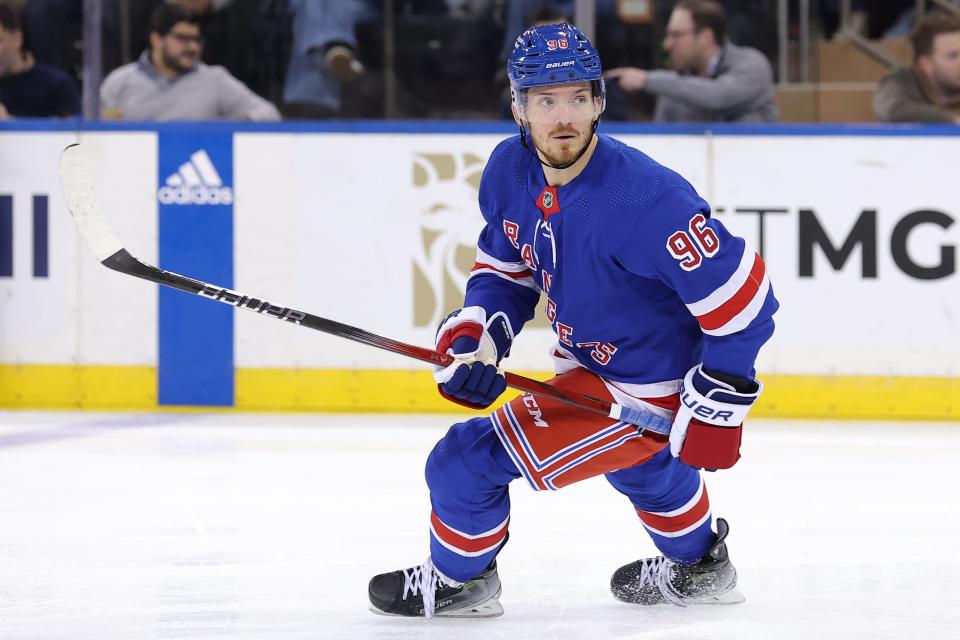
511;104;523;127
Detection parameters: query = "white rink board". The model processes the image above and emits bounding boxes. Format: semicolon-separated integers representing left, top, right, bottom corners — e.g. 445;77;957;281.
0;132;157;366
233;132;959;376
708;136;960;376
1;130;957;377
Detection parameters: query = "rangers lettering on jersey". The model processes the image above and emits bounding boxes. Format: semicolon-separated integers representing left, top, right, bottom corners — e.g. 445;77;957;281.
461;133;777;385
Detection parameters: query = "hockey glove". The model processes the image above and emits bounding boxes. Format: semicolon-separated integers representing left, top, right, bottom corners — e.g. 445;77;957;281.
433;307;513;410
670;365;763;470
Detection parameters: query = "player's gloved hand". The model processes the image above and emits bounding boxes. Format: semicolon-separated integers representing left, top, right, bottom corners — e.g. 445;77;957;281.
669;365;763;470
433;306;513;410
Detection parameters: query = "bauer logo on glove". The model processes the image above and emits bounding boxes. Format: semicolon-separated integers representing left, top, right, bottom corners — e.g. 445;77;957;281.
669;365;763;470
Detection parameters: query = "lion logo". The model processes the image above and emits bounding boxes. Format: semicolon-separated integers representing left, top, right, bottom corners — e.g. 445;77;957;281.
412;153;486;328
411;151;550;330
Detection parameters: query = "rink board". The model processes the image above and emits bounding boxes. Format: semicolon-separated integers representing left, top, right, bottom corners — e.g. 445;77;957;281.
0;122;958;419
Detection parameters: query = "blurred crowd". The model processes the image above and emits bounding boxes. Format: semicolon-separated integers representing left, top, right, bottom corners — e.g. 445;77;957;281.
0;0;958;124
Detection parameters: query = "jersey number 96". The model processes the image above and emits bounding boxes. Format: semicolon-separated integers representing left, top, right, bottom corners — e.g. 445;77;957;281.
666;214;720;271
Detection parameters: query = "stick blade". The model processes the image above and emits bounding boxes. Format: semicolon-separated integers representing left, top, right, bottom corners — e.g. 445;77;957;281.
58;143;124;262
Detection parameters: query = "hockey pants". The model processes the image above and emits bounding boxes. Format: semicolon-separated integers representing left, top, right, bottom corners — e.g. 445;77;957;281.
426;368;715;583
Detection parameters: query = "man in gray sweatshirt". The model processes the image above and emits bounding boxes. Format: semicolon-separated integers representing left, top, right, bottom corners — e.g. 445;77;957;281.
100;4;280;121
606;0;777;123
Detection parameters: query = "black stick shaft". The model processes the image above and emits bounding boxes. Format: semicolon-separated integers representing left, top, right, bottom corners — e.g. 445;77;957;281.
102;249;635;423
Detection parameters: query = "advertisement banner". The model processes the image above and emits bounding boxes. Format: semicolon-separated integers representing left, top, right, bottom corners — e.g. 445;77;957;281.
157;130;235;406
1;124;957;418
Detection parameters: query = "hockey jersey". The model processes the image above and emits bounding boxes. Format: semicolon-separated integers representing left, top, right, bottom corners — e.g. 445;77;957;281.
465;133;778;389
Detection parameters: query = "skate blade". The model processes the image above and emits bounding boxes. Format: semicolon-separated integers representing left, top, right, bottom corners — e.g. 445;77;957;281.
368;589;504;619
435;586;504;618
435;596;504;618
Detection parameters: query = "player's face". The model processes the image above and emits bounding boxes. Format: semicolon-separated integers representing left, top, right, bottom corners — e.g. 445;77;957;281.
928;32;960;94
520;82;600;167
663;9;700;71
154;22;203;73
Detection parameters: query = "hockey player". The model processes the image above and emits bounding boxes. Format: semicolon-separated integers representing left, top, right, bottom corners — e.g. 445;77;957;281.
368;23;777;618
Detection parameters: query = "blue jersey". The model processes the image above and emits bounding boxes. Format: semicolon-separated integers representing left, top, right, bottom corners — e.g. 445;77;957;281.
465;133;778;387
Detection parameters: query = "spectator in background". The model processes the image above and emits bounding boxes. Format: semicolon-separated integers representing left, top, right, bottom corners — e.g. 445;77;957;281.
499;0;620;65
0;0;80;118
498;4;572;119
498;2;630;120
874;12;960;124
100;4;279;121
818;0;867;39
657;0;778;68
170;0;235;14
282;0;378;118
605;0;777;122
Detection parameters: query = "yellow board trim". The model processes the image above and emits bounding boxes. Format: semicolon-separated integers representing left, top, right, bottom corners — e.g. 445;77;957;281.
0;364;156;409
233;368;537;415
1;365;958;421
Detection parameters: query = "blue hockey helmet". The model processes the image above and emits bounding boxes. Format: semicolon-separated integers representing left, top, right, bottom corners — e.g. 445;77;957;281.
507;23;606;120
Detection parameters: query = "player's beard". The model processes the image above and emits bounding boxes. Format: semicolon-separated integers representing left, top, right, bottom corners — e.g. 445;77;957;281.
531;122;592;168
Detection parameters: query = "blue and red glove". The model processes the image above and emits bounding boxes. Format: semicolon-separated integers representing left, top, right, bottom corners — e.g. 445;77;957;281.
669;365;763;470
433;307;513;410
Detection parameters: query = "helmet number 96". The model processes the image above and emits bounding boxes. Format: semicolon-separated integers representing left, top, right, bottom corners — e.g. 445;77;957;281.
546;39;569;50
666;214;720;271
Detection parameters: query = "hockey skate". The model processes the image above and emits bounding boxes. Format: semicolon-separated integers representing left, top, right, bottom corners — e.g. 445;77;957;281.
368;558;503;618
610;518;745;606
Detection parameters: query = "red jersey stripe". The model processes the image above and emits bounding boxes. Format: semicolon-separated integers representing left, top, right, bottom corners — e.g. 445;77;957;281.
696;254;766;331
430;511;509;553
470;262;532;279
636;485;710;533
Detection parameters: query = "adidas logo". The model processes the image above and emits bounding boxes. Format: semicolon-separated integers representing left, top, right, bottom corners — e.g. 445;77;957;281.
157;149;233;206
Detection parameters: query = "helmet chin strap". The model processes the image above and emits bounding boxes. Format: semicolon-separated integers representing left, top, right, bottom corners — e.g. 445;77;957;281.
519;118;600;171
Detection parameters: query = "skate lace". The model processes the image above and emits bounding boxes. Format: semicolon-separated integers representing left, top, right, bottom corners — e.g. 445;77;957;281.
401;558;451;619
636;557;686;606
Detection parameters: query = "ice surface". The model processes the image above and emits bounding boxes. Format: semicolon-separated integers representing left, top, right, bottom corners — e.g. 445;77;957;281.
1;411;958;639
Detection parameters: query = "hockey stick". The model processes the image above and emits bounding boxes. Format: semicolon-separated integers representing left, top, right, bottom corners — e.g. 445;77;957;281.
57;143;672;433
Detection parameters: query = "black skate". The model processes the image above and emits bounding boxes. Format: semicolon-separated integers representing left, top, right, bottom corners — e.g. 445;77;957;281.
368;558;503;618
610;517;745;606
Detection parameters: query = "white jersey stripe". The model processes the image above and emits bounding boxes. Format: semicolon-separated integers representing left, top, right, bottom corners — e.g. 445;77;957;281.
644;476;704;517
490;413;540;490
641;509;712;538
475;247;531;273
701;273;770;337
685;248;755;316
552;344;680;402
429;524;506;557
469;267;539;291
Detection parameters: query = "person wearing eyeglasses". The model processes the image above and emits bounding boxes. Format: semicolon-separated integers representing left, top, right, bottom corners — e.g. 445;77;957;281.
100;3;279;121
606;0;777;123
